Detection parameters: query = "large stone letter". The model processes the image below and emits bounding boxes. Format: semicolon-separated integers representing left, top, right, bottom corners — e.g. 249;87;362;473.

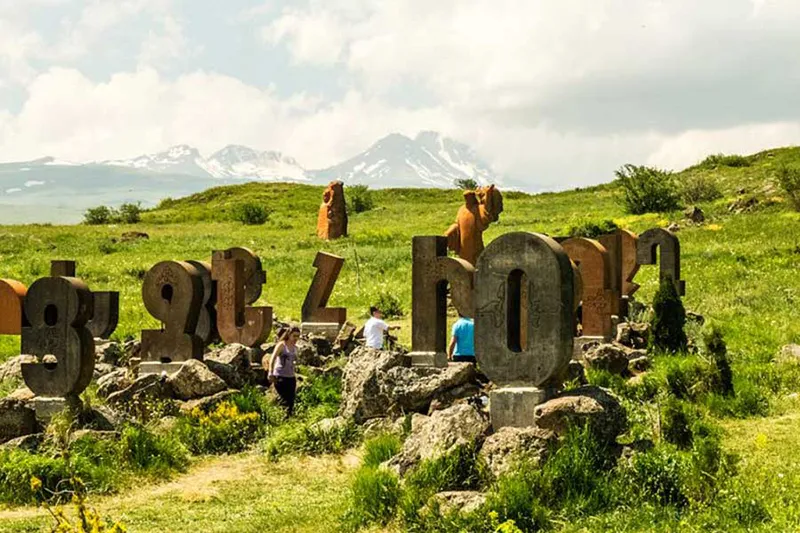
636;228;685;295
562;237;614;339
185;260;218;345
410;236;475;367
302;252;346;325
476;232;574;428
21;277;95;399
140;261;204;366
0;279;27;335
598;229;640;307
212;249;273;347
50;260;119;339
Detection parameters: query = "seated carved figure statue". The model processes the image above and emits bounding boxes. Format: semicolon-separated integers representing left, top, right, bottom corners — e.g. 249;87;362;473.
317;181;348;240
445;184;504;265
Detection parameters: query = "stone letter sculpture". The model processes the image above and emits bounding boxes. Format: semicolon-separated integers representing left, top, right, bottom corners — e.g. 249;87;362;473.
598;229;640;315
21;276;95;398
317;181;348;240
302;252;346;325
475;232;574;429
50;260;119;339
636;228;685;296
0;279;27;335
185;260;218;345
212;248;273;347
140;261;205;364
410;236;475;367
445;184;504;265
562;238;614;339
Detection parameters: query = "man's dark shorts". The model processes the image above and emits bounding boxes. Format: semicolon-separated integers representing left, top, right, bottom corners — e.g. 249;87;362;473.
452;355;476;363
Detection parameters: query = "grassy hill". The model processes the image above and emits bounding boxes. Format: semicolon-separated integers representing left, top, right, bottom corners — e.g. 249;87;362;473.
1;146;800;531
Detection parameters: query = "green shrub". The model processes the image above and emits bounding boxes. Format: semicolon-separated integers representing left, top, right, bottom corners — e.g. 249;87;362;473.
342;466;402;531
487;468;551;532
176;400;265;454
661;398;695;449
454;178;478;190
374;291;404;318
624;445;688;507
775;165;800;211
363;434;402;469
347;184;375;213
703;323;734;397
615;164;682;214
84;206;113;225
233;202;271;225
568;219;619;239
651;276;687;353
664;356;711;400
264;418;361;460
119;425;189;476
117;202;142;224
295;371;342;419
680;174;723;204
699;153;750;169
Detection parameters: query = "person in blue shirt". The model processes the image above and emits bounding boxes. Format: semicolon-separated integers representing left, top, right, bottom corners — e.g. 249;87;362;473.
448;314;475;363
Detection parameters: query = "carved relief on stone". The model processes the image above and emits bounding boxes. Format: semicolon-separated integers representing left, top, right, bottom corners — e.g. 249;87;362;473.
562;238;614;339
317;181;348;240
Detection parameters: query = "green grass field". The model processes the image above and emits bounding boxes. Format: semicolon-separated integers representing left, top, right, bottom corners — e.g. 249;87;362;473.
2;147;800;531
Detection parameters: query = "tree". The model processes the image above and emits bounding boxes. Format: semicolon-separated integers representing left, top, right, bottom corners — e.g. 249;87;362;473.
615;164;681;214
454;178;478;190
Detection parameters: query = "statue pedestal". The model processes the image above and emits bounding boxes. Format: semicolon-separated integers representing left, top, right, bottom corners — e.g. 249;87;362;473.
33;396;81;424
138;361;186;378
573;336;606;361
490;386;554;429
300;322;342;341
407;351;448;368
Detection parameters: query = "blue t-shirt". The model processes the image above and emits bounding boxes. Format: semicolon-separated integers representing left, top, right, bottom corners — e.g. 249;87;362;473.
451;318;475;356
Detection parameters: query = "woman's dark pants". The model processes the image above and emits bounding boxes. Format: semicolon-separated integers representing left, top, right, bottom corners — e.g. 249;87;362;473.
274;376;297;416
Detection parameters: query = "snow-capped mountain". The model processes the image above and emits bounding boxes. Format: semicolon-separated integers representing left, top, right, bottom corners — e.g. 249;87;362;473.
312;131;499;188
101;144;310;182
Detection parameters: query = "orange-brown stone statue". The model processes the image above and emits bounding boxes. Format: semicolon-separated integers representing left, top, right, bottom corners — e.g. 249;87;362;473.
445;184;504;265
317;181;348;240
0;279;27;335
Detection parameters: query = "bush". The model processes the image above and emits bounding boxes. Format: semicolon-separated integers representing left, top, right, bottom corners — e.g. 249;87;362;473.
703;323;734;397
698;153;750;169
454;178;478;190
117;202;142;224
615;164;682;214
295;371;342;419
568;219;619;239
775;165;800;211
176;400;264;454
624;445;688;507
651;276;687;353
661;398;695;449
680;174;723;204
233;202;271;225
342;466;402;531
84;206;113;225
362;434;402;469
374;291;404;318
347;184;375;213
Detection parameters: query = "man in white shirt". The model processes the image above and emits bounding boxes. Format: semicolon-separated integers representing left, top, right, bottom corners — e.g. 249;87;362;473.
364;306;400;349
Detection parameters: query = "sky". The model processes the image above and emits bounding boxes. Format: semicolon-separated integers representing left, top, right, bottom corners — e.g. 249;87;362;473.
1;0;799;190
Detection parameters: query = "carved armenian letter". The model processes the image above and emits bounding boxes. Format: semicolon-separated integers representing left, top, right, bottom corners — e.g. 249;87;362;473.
301;252;346;325
140;261;205;363
0;279;27;335
185;260;218;345
562;237;614;339
636;228;685;296
21;277;95;398
410;236;475;366
212;249;273;347
49;260;119;339
598;229;640;314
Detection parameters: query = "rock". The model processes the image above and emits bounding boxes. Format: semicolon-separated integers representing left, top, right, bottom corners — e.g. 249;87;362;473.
566;360;587;385
479;426;556;479
728;196;759;214
95;341;124;365
309;416;351;434
615;322;650;349
618;439;655;465
0;433;43;452
179;390;239;415
205;359;245;389
97;369;131;399
430;491;487;515
93;363;117;379
107;373;172;407
206;344;256;375
686;311;705;325
385;363;479;414
628;356;652;373
583;344;630;375
340;347;406;422
428;383;483;414
0;354;36;382
166;360;227;401
121;231;149;242
295;339;323;367
6;387;34;402
777;344;800;364
123;340;141;362
0;397;38;444
363;417;406;439
684;206;705;224
80;405;124;431
534;386;627;444
667;222;680;232
69;429;118;444
390;403;490;474
308;334;334;357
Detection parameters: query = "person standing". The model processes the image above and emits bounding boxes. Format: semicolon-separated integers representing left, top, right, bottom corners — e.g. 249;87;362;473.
448;314;475;363
267;326;300;415
364;306;400;349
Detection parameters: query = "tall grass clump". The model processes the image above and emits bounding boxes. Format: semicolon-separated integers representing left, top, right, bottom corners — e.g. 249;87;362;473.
233;202;271;225
680;174;723;204
119;425;189;476
568;219;619;239
698;153;750;169
264;418;361;460
342;464;402;531
615;164;682;214
175;399;265;454
775;165;800;211
362;433;402;469
651;276;687;353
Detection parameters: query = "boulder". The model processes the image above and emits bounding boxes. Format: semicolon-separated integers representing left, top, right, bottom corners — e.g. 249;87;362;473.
107;373;172;407
97;369;131;399
340;347;406;422
0;354;36;382
583;344;630;375
179;390;239;415
295;339;323;367
123;340;141;362
566;360;587;385
0;397;38;444
615;322;650;349
430;491;487;515
309;416;351;434
166;360;227;401
80;405;124;431
0;433;43;452
384;363;479;414
308;334;334;357
205;359;245;389
628;356;652;373
667;222;680;232
534;386;627;444
93;363;117;379
479;426;556;479
684;206;705;224
777;344;800;365
206;344;256;375
6;387;35;402
363;417;406;439
390;403;490;474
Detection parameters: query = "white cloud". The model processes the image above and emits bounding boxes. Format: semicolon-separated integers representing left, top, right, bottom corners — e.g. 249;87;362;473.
137;15;191;69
